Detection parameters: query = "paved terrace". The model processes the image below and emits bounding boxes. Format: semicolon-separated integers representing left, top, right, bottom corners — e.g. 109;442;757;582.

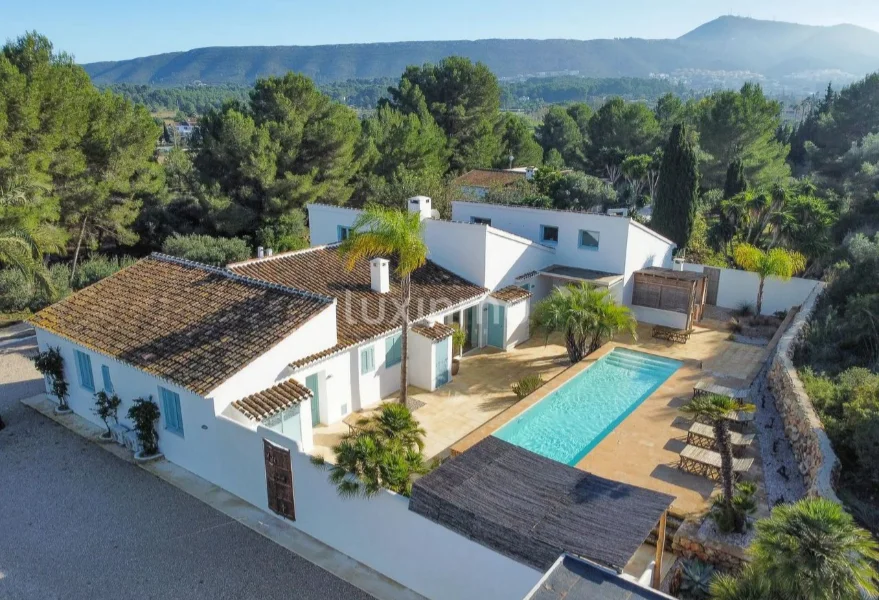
313;322;768;517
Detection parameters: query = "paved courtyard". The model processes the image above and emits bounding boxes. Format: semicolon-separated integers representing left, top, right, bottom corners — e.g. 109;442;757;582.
0;336;374;600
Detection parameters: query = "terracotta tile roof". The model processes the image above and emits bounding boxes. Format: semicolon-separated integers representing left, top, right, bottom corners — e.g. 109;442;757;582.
490;285;532;304
453;169;525;189
30;254;332;396
229;245;486;368
411;322;455;342
232;379;312;421
515;270;540;281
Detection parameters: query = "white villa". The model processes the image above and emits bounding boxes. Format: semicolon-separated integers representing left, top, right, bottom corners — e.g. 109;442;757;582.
29;197;818;600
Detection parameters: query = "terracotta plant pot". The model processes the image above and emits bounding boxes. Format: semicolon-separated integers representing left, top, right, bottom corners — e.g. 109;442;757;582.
452;359;460;376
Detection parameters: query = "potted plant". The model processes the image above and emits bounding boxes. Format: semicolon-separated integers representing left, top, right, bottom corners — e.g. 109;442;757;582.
93;390;122;441
33;347;70;414
451;325;467;376
127;396;162;461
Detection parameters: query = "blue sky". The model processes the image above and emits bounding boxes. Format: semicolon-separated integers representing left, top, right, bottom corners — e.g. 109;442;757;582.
5;0;879;63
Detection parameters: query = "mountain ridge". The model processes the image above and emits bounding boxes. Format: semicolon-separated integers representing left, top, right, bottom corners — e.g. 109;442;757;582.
82;16;879;88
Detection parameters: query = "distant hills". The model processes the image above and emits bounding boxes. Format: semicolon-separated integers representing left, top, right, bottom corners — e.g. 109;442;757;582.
83;17;879;91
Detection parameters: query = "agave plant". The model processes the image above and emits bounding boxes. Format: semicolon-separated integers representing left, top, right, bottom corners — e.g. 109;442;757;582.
679;559;714;600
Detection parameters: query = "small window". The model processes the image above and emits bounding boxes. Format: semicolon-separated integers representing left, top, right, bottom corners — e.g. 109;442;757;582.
340;403;348;416
159;386;184;437
539;225;559;245
337;225;351;242
74;350;95;392
360;346;375;375
385;333;402;367
578;230;600;250
470;216;491;225
101;365;114;394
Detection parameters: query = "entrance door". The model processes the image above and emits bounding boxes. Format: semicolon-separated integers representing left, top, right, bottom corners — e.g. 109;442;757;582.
263;439;295;520
435;337;450;388
463;306;477;352
305;373;320;427
487;304;505;348
704;267;720;306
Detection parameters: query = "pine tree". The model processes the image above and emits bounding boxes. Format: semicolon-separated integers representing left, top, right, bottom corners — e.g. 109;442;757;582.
723;158;747;199
653;124;698;250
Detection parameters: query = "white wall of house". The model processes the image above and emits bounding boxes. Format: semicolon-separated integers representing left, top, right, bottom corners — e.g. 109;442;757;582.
682;263;821;315
424;220;488;288
504;300;530;349
208;303;337;410
630;305;690;329
622;223;676;305
408;331;434;391
306;203;362;246
483;227;555;290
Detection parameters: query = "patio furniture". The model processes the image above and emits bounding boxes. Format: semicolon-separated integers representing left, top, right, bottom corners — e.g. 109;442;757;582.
686;422;755;454
678;444;754;481
651;325;692;344
693;379;751;403
695;409;755;432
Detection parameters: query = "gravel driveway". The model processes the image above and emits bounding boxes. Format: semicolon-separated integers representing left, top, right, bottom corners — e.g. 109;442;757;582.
0;336;374;600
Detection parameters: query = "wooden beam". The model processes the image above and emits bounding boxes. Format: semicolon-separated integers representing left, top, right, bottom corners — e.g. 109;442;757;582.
653;510;667;590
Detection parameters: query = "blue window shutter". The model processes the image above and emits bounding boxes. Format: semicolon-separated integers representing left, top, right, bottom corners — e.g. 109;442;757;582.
385;333;402;367
160;386;184;436
101;365;114;394
361;346;375;374
75;351;94;391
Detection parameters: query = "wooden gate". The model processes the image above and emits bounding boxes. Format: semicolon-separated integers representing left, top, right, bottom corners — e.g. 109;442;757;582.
704;267;721;306
264;439;295;521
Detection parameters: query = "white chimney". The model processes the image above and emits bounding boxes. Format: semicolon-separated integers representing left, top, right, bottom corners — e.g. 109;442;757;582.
370;258;390;294
673;257;685;271
257;246;265;259
266;248;273;257
525;166;536;181
407;196;432;221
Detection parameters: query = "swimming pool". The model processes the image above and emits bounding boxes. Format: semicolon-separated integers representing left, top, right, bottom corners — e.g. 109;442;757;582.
493;348;682;466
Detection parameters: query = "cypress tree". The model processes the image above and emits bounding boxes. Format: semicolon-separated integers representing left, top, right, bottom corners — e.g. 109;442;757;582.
723;158;747;199
653;124;698;250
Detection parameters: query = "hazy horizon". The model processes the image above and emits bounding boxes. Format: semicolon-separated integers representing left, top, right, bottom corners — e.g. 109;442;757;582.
4;0;879;64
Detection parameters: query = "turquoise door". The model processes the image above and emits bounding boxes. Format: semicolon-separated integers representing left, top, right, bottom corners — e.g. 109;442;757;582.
305;373;320;426
487;304;505;348
435;337;450;388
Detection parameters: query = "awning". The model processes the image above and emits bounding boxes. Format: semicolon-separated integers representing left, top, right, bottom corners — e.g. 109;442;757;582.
539;264;624;287
409;437;674;571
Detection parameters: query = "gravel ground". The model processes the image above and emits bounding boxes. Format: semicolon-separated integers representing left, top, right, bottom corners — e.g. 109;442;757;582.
0;337;374;600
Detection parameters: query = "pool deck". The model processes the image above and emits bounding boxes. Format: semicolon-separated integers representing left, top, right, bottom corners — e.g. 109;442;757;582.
450;323;768;516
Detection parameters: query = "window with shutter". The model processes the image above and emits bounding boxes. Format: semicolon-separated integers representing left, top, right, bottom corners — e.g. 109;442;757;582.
74;350;95;391
360;346;375;374
385;333;402;367
101;365;114;394
159;386;184;437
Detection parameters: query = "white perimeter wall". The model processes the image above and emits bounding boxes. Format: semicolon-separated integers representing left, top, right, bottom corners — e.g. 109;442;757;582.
683;263;821;315
307;203;362;246
505;300;530;349
622;223;676;305
630;305;689;329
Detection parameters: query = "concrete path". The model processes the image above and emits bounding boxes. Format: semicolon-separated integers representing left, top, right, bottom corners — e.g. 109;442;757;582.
0;337;390;600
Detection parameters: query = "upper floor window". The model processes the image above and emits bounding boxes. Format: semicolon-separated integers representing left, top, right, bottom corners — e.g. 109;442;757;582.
470;216;491;225
539;225;559;245
74;350;95;392
337;226;352;242
578;230;600;250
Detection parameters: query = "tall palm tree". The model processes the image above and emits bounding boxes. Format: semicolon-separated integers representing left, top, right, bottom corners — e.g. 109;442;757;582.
733;243;806;314
531;282;636;363
748;498;879;600
680;394;754;531
0;179;59;298
311;404;429;498
340;207;428;408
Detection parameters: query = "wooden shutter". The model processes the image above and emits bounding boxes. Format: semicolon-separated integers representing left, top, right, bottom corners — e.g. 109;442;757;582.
264;439;295;521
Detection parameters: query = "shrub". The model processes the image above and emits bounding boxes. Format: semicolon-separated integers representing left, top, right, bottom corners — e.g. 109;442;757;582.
679;559;714;599
33;347;69;409
0;268;33;312
29;264;71;311
512;374;544;399
728;317;743;334
710;481;757;533
127;396;161;456
93;390;122;436
255;211;309;253
72;255;136;290
161;234;251;266
735;301;754;317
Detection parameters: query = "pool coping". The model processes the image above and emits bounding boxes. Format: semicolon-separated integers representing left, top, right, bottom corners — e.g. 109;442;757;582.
450;342;703;458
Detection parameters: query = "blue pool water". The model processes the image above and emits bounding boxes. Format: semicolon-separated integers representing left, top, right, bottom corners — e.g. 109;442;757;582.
494;348;682;465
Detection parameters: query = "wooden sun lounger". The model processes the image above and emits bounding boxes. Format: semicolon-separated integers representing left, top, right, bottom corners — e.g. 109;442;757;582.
678;444;754;481
694;380;751;403
652;325;692;344
687;422;755;453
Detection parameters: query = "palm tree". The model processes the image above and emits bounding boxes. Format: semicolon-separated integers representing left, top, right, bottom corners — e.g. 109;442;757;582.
680;393;755;532
340;207;428;408
311;404;429;498
733;243;806;315
709;565;771;600
531;282;636;363
748;498;879;600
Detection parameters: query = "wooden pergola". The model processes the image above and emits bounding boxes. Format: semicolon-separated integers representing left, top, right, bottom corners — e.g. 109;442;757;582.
632;267;708;330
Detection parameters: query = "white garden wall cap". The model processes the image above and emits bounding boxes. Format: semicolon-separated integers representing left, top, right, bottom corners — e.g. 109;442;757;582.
490;285;532;304
231;378;312;421
30;254;332;396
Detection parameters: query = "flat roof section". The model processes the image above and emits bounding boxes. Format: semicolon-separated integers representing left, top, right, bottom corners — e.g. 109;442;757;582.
540;264;624;287
526;555;675;600
408;436;674;572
